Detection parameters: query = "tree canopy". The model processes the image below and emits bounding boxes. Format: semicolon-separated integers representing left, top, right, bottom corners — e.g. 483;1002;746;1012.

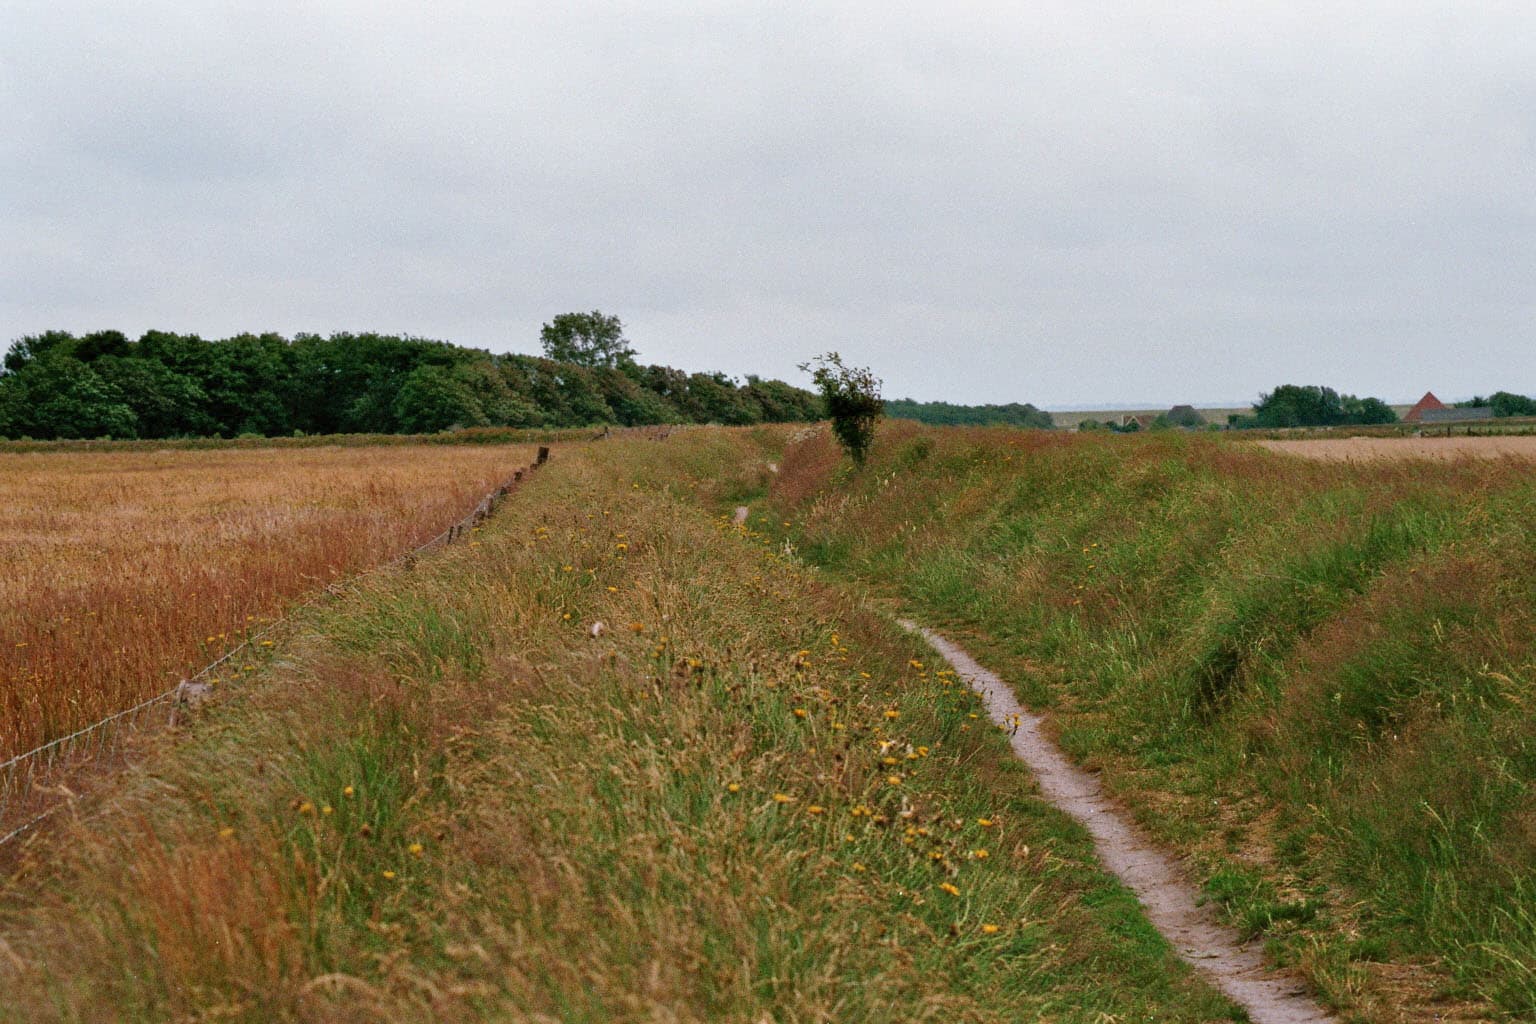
538;311;636;369
884;398;1053;428
0;329;820;440
1233;385;1398;429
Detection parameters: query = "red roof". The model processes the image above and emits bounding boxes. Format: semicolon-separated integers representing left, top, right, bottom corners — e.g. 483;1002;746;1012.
1403;391;1447;422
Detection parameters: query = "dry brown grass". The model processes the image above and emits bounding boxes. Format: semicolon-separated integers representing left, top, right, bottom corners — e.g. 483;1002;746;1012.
0;444;532;760
1258;435;1536;462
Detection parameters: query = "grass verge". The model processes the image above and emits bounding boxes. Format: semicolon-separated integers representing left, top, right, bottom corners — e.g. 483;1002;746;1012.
0;429;1234;1023
764;422;1536;1022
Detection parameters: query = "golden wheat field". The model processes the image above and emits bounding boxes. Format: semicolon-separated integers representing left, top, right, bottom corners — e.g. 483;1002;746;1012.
0;444;533;761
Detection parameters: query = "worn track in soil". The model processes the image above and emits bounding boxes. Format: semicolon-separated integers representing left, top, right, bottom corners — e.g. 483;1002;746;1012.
905;622;1337;1024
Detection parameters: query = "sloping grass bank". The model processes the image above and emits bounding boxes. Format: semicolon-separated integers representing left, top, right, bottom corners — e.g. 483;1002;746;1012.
0;429;1232;1022
766;423;1536;1021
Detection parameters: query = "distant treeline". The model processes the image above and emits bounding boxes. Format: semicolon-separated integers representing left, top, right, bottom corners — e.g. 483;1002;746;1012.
0;330;822;440
1229;385;1398;429
885;398;1053;429
1461;392;1536;417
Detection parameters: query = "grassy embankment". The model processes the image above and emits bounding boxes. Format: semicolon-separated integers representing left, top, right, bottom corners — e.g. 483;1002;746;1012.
763;422;1536;1021
0;429;1235;1022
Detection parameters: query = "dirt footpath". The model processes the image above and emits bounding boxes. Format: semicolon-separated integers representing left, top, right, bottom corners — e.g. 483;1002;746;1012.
1259;435;1536;462
906;622;1337;1024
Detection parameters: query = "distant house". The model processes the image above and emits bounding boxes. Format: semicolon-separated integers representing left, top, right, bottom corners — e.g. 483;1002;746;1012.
1405;391;1495;424
1403;391;1447;423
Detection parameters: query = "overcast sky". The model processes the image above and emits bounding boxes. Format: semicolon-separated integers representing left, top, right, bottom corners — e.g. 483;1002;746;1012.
3;2;1534;407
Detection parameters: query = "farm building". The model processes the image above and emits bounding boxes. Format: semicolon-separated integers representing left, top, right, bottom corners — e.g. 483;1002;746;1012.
1403;392;1446;422
1404;391;1495;424
1421;406;1495;424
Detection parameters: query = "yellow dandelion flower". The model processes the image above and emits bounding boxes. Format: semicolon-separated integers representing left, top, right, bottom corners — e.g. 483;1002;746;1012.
886;775;903;786
629;622;646;633
852;862;867;873
859;671;871;679
972;849;989;860
382;870;396;880
260;640;275;647
882;756;899;766
807;805;825;815
726;782;741;793
981;923;1000;934
772;792;795;803
408;842;424;856
884;709;900;719
562;565;573;572
977;818;995;828
615;542;628;551
297;802;315;815
322;805;334;816
607;586;618;592
218;826;235;839
917;746;930;756
793;708;808;718
908;659;924;669
343;786;355;797
939;882;961;896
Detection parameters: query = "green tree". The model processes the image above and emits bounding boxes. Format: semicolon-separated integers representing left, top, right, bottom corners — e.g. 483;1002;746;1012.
392;364;489;433
1488;391;1536;418
0;352;137;438
539;311;636;369
800;352;884;466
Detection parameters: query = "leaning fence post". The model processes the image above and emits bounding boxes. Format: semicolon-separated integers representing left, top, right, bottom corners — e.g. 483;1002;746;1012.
537;446;549;466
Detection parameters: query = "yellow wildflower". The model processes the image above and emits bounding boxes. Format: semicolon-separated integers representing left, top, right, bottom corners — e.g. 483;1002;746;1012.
939;882;961;896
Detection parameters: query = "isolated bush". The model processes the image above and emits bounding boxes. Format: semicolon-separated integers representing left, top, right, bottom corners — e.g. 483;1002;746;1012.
801;352;884;466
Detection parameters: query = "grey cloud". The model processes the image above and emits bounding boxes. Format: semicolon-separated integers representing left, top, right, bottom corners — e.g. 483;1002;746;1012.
3;1;1534;406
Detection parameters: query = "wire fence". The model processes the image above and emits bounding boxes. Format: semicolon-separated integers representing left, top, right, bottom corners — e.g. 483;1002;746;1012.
0;447;549;848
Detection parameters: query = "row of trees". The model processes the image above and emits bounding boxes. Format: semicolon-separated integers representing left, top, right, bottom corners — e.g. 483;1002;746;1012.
884;398;1053;428
0;326;822;440
1459;392;1536;418
1229;385;1398;429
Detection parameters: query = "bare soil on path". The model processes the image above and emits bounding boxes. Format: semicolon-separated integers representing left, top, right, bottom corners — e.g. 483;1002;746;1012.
905;621;1338;1024
1259;435;1536;462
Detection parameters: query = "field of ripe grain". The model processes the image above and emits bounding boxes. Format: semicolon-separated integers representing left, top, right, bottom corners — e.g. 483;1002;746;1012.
0;444;532;761
1260;434;1536;461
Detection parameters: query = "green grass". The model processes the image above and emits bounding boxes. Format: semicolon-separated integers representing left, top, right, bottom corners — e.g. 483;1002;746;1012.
767;421;1536;1020
0;429;1234;1022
